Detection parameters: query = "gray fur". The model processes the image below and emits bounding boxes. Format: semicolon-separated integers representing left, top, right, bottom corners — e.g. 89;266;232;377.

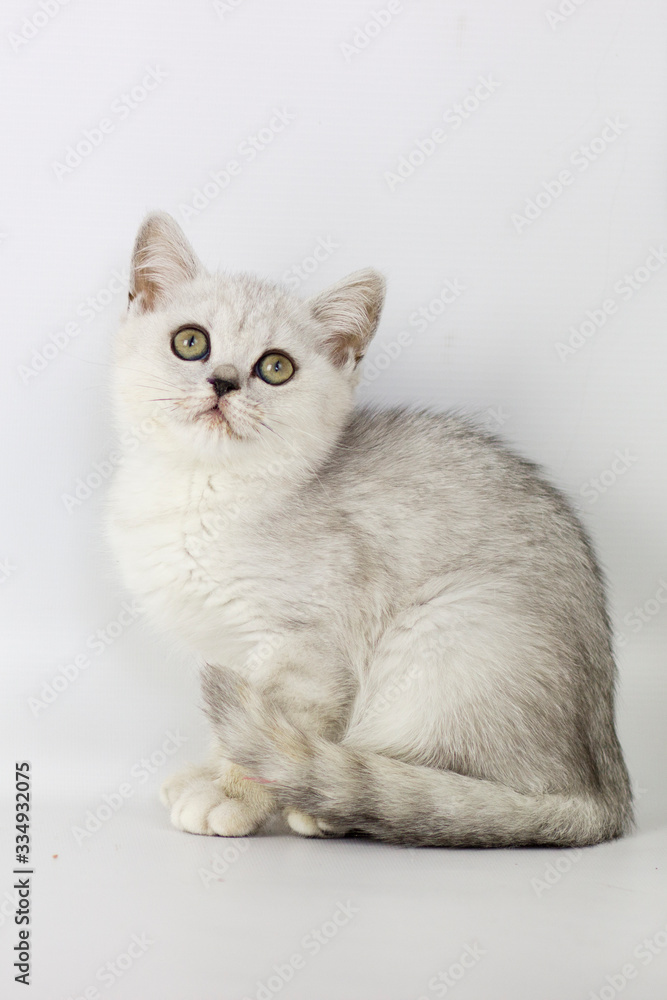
109;212;633;847
199;407;633;846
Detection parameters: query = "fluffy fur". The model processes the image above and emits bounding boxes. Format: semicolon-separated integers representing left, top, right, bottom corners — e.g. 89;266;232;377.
107;211;633;847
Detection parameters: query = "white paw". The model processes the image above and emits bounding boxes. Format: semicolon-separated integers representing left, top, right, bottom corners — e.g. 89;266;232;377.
161;764;268;837
172;789;260;837
286;810;338;838
160;763;216;809
286;810;324;837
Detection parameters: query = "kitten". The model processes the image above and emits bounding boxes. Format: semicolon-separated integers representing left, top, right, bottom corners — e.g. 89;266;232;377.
107;211;633;846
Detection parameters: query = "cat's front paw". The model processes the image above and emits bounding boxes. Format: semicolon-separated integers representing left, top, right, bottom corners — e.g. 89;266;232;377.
161;762;271;837
160;762;214;809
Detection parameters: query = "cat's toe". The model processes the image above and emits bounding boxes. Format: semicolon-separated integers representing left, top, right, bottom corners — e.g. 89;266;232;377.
207;798;264;837
170;782;226;835
166;769;267;837
316;818;338;834
160;763;216;809
286;809;327;837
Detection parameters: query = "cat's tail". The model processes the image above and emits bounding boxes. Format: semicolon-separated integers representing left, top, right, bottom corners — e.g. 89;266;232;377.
201;666;633;847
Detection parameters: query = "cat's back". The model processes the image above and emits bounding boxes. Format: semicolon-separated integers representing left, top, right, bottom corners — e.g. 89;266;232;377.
316;405;599;587
323;405;565;520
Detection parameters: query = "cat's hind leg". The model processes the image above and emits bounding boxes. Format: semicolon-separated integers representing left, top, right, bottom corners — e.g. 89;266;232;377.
284;810;341;837
201;626;632;847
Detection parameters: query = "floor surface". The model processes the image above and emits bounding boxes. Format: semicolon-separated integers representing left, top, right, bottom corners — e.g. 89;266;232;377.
3;788;666;1000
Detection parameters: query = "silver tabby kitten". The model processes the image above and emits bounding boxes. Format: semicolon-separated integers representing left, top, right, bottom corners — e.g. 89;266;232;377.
107;212;632;846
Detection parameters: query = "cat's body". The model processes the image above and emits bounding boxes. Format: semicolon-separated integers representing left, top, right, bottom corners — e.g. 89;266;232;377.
107;212;632;846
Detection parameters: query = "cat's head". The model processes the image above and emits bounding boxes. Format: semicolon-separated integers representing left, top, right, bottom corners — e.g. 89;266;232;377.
112;212;385;474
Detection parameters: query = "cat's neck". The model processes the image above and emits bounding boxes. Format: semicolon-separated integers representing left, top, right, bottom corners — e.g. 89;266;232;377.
121;436;325;517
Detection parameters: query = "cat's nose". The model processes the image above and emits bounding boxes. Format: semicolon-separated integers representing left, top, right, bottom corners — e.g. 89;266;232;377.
208;376;240;398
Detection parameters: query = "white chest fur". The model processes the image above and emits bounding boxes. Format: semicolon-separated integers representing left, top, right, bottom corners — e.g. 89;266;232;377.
108;454;271;666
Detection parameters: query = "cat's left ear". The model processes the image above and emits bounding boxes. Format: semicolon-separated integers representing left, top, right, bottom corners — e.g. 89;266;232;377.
128;211;202;312
307;269;386;368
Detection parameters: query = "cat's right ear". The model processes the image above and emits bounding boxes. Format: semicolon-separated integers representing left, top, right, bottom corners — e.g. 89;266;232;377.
128;212;202;313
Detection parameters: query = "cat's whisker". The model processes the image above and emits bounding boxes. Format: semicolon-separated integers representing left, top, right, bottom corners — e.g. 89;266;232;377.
69;356;115;368
257;419;284;441
73;355;186;391
256;418;333;499
270;415;358;453
135;381;185;389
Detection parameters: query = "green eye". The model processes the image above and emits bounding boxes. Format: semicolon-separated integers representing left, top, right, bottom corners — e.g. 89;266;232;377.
255;352;295;385
171;326;210;361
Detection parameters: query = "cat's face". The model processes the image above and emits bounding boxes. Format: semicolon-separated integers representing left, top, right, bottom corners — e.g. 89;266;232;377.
112;213;385;473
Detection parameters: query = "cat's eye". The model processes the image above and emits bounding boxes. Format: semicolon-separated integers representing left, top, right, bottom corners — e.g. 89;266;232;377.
171;326;210;361
255;352;295;385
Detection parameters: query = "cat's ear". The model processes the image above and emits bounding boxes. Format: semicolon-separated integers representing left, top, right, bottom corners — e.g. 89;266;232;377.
128;211;202;312
307;269;386;368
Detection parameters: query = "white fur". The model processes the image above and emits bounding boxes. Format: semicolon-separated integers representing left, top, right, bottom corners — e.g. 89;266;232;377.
106;213;632;845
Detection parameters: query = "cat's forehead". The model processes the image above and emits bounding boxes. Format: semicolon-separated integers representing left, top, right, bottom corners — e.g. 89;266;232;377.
177;272;308;348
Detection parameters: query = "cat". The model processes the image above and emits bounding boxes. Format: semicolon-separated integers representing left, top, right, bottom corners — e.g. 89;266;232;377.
107;211;633;847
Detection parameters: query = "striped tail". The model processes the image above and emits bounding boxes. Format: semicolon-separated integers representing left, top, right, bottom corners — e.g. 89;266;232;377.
201;665;632;848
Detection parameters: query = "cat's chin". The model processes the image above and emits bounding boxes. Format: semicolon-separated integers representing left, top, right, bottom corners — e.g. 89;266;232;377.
195;404;239;439
157;411;276;470
182;420;250;462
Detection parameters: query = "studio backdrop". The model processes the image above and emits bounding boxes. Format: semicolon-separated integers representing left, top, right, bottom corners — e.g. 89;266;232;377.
1;2;666;999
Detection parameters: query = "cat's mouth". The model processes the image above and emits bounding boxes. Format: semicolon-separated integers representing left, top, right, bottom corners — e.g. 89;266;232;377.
197;401;239;438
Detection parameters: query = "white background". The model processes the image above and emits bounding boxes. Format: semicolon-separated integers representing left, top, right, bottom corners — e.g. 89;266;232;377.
1;1;666;998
